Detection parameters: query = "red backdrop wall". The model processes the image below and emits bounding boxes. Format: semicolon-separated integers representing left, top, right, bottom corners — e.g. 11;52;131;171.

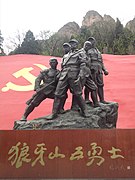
0;54;135;129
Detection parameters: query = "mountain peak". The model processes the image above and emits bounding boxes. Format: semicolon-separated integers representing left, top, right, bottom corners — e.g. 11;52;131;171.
82;10;103;27
125;18;135;33
103;14;115;23
57;21;80;38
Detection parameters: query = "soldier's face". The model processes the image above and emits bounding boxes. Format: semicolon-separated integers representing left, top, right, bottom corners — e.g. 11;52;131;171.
64;46;71;54
50;61;57;69
90;40;96;47
70;42;78;50
84;44;91;51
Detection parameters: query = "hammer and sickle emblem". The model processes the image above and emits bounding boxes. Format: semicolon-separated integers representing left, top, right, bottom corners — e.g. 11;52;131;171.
2;64;48;92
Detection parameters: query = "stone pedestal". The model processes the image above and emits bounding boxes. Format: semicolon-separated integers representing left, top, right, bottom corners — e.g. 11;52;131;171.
14;102;118;130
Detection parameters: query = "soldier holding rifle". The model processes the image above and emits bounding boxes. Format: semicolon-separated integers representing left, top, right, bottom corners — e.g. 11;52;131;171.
20;58;63;121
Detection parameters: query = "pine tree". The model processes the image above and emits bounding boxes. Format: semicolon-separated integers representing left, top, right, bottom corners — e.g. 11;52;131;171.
11;30;41;55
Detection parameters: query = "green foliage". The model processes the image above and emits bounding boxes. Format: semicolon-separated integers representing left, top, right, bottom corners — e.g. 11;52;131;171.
79;18;135;55
113;27;135;54
8;19;135;56
0;30;4;47
0;30;5;56
39;32;69;57
75;27;92;49
10;30;41;55
115;18;124;38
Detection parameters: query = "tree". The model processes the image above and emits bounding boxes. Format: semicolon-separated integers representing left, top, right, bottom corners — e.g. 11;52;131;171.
0;30;5;56
37;30;54;55
6;30;25;52
20;30;40;54
125;28;135;54
39;32;69;57
74;27;92;49
114;18;124;38
37;30;52;40
10;30;41;55
113;24;135;54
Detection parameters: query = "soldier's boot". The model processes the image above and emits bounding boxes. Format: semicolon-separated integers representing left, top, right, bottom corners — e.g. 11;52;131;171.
58;95;67;114
20;104;35;121
98;87;108;104
76;95;90;118
45;97;60;120
91;90;100;107
71;95;80;111
84;87;92;105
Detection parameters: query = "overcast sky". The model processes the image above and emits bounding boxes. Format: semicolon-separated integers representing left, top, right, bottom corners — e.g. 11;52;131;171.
0;0;135;53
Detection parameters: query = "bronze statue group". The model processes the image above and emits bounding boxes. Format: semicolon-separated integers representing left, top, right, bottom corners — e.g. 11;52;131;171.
21;37;109;121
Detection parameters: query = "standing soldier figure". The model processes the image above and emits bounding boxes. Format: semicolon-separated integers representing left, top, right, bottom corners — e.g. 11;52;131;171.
86;37;109;103
82;41;100;107
46;40;89;120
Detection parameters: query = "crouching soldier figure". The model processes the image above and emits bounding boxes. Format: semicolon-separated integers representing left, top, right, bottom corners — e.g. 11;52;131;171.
20;58;65;121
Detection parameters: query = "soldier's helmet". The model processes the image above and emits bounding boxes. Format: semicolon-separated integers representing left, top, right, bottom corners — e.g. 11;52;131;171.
87;37;96;42
83;41;92;51
63;42;71;48
84;41;92;46
69;39;79;44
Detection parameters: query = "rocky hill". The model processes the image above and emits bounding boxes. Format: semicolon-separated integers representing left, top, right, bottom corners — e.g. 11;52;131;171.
103;14;115;24
82;11;116;30
36;10;135;56
82;10;103;27
81;10;115;28
57;10;135;37
125;18;135;33
57;21;80;38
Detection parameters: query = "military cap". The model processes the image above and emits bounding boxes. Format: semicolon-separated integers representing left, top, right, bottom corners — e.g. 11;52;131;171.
49;57;58;63
69;39;79;44
63;42;71;47
84;41;92;46
87;37;96;42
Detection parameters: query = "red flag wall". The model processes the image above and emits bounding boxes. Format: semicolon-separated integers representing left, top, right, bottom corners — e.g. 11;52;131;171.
0;54;135;129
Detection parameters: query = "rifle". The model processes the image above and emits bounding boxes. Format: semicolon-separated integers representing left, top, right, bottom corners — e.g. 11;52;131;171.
36;80;56;93
26;80;56;105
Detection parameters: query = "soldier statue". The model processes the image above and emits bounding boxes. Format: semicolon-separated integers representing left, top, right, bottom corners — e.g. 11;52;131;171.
82;41;100;107
70;40;100;109
45;39;89;120
85;37;109;103
20;58;64;121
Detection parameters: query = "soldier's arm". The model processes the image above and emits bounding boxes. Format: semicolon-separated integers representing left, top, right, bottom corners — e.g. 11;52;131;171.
34;72;43;91
34;69;48;91
61;57;64;69
97;49;109;75
56;70;61;82
101;58;109;75
78;51;87;79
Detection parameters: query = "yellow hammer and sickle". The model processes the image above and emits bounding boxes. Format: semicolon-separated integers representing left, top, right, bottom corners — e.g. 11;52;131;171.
2;64;48;92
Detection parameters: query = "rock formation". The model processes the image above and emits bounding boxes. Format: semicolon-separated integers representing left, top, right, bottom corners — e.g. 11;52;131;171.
14;102;118;130
82;10;103;27
57;21;80;38
81;11;116;33
103;14;115;24
125;18;135;33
